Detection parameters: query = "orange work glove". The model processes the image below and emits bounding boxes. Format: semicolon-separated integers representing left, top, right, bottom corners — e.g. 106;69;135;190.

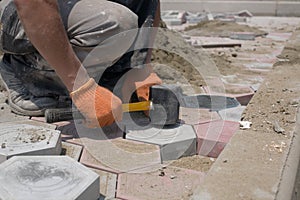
70;78;123;128
135;72;162;101
122;65;162;103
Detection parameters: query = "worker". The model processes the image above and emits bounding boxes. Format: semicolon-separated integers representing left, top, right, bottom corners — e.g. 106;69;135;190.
0;0;162;127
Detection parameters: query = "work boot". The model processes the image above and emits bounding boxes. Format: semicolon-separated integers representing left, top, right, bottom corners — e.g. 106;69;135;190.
0;54;58;116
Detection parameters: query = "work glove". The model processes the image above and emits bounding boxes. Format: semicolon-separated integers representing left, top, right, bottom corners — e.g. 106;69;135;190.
70;78;123;128
122;65;162;103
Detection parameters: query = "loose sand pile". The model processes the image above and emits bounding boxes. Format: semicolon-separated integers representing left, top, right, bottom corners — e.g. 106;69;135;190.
185;20;267;37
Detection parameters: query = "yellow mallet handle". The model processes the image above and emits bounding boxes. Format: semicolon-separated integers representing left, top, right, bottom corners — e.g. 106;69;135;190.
122;101;152;112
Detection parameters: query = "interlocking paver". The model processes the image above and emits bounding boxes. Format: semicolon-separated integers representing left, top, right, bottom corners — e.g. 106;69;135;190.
203;85;255;106
54;120;80;142
61;141;83;161
0;122;61;163
0;156;99;200
80;137;161;174
126;124;197;162
182;94;240;111
218;106;247;122
194;120;240;158
180;107;220;125
91;168;117;200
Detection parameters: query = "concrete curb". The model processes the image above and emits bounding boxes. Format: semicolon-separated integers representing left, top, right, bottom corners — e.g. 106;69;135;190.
160;0;300;17
276;108;300;200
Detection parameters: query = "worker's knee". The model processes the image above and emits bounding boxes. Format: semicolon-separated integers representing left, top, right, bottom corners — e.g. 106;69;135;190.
65;0;138;67
66;0;138;47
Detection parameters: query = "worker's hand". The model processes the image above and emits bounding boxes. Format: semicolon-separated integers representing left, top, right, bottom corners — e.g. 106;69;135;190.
122;65;162;102
70;78;123;128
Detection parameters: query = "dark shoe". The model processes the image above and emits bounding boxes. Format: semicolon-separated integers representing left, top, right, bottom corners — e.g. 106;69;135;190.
0;54;58;116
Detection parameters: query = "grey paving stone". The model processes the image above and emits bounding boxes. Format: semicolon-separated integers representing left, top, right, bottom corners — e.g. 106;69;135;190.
0;103;29;123
126;124;197;162
91;168;117;200
218;106;247;122
182;95;240;111
24;119;57;130
61;141;83;161
0;156;99;200
230;32;256;40
0;122;61;163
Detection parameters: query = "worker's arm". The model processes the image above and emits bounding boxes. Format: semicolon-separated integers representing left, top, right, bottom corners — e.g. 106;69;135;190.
14;0;89;91
14;0;122;127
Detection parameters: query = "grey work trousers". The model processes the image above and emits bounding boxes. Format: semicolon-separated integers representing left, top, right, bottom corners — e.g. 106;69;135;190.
0;0;140;96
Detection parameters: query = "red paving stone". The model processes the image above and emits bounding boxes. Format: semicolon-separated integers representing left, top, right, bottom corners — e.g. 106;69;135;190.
179;107;220;125
117;166;205;200
80;137;161;174
30;116;47;123
194;120;240;158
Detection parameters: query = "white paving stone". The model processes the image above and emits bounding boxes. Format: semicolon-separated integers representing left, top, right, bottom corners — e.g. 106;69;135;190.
0;156;99;200
126;124;197;162
0;123;61;163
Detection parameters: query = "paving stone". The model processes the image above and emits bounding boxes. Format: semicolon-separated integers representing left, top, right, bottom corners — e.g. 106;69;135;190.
54;120;80;141
5;119;57;130
0;103;29;123
203;85;255;106
189;36;242;48
116;166;205;200
80;136;161;174
0;122;61;163
230;32;256;40
163;18;182;26
225;86;254;106
30;116;47;123
91;168;117;200
220;74;264;88
61;141;83;161
181;94;240;111
218;106;247;122
244;62;274;71
266;32;292;41
0;156;99;200
179;107;220;125
126;124;197;162
194;120;240;158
